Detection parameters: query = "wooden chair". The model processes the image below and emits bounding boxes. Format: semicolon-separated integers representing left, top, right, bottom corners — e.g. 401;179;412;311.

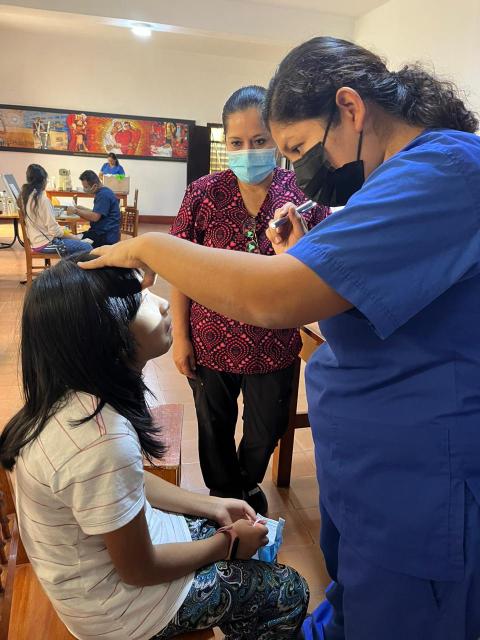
144;404;184;486
17;207;62;286
120;189;139;239
129;188;139;211
272;324;324;487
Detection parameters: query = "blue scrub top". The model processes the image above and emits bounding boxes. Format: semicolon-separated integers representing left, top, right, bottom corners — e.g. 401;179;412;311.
90;186;121;244
100;162;125;175
289;129;480;581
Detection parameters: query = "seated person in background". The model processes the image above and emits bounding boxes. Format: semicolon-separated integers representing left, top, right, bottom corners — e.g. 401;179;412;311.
99;152;125;178
68;170;120;247
0;255;309;640
19;163;92;254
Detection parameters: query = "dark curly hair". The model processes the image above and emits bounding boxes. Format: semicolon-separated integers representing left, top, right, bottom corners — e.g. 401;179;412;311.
265;37;478;133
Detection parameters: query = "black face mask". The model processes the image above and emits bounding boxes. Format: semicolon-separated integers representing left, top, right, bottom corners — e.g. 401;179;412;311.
293;117;365;207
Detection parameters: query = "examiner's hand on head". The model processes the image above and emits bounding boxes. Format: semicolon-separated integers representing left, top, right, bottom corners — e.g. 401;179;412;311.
79;237;157;289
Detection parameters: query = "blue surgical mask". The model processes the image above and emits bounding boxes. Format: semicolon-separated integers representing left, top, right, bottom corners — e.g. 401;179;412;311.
228;148;276;185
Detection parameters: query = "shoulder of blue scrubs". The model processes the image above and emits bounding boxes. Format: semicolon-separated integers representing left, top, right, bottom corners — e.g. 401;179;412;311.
288;128;480;339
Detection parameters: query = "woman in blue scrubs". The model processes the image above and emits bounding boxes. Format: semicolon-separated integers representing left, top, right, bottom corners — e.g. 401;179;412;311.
81;37;480;640
99;152;125;178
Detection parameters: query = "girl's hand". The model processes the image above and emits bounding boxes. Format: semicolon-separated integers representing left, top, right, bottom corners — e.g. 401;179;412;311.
266;202;308;254
231;518;269;559
78;237;156;288
209;497;256;527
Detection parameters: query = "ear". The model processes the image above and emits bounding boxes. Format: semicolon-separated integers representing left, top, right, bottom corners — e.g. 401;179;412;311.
335;87;366;133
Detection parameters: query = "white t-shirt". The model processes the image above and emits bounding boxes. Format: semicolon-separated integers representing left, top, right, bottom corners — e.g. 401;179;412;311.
15;392;194;640
24;191;64;249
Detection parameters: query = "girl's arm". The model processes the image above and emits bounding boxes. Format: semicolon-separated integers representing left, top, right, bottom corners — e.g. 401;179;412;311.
145;470;216;516
103;507;228;585
81;231;351;329
144;472;254;524
103;506;267;586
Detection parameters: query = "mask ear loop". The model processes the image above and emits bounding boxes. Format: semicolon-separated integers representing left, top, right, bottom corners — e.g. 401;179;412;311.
356;131;364;161
321;107;335;146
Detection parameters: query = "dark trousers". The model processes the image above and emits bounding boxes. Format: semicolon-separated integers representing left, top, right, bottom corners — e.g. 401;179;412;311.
188;364;295;496
82;230;116;248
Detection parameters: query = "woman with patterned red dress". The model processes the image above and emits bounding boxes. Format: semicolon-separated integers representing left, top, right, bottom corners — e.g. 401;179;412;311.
170;86;328;513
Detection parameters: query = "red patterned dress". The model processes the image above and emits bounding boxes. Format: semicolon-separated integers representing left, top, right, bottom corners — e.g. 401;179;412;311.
170;167;329;502
170;168;328;374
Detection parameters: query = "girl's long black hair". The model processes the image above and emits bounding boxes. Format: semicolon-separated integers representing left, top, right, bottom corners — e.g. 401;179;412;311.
265;36;478;133
18;163;48;217
0;254;164;470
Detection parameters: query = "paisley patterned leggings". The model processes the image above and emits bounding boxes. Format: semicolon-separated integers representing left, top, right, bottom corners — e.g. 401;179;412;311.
151;517;309;640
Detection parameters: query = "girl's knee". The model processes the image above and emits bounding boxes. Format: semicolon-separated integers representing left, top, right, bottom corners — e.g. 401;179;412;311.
283;566;310;607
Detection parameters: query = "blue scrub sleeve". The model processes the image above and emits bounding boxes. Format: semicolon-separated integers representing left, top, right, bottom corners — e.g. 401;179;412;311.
288;143;480;339
92;191;111;218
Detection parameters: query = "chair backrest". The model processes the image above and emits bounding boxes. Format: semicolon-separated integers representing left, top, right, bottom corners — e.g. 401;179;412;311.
120;209;139;238
132;189;138;210
0;468;24;640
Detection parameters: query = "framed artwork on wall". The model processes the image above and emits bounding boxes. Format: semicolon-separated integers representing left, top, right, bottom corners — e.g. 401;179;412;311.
0;105;193;162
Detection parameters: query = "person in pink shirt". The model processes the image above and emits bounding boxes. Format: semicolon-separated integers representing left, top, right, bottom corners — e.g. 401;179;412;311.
170;86;329;513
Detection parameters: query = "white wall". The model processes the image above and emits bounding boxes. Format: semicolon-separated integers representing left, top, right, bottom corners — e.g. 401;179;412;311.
0;19;282;215
354;0;480;116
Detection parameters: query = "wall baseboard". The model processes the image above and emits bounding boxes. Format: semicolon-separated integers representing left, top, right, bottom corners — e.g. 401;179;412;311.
139;215;175;225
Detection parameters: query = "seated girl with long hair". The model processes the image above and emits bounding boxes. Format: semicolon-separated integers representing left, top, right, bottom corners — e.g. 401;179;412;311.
19;164;92;254
0;255;309;640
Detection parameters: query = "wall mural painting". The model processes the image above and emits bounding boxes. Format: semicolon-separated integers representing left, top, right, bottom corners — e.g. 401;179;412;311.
0;105;192;162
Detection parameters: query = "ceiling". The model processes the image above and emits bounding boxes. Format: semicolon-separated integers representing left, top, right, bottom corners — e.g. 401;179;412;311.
0;0;391;56
0;6;292;61
241;0;389;17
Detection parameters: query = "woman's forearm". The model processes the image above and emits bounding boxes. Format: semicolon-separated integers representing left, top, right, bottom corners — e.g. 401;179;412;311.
171;287;191;339
138;233;350;328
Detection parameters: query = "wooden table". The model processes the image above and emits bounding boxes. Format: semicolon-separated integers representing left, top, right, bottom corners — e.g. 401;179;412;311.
271;323;324;487
56;215;86;235
0;212;23;249
46;190;128;209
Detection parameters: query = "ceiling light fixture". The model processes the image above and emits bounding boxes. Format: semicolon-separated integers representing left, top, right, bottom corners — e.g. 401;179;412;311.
131;23;152;38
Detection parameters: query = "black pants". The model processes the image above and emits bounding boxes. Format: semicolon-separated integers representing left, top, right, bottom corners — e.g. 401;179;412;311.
82;230;114;248
188;363;295;496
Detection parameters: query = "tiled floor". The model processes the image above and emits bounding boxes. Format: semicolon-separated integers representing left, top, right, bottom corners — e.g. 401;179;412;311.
0;222;331;633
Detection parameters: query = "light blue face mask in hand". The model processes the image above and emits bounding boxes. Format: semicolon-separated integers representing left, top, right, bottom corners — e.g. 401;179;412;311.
252;515;286;562
227;148;277;185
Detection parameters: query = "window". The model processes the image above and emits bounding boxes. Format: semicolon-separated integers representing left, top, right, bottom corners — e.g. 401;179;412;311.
209;124;228;173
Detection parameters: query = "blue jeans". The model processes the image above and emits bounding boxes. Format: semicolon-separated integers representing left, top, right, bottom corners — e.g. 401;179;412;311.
35;237;92;255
